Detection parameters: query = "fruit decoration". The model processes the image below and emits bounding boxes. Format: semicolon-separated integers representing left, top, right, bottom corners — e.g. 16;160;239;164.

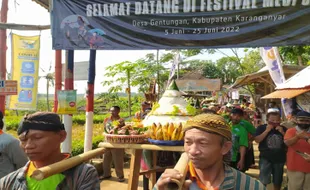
146;122;184;141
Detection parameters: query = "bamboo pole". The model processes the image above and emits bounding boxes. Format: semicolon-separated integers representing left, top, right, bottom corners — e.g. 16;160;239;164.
99;142;184;152
166;153;189;190
31;148;105;181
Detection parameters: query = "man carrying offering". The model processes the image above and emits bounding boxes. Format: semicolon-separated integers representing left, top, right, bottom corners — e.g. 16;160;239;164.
102;106;125;182
154;114;265;190
0;112;100;190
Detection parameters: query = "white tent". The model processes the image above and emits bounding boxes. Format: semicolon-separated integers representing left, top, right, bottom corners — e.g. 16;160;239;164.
276;66;310;90
262;66;310;99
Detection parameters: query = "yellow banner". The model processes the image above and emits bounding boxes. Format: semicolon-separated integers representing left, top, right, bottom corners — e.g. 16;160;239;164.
9;34;40;110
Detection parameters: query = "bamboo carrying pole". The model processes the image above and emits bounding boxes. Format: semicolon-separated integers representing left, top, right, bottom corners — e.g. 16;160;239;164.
166;153;189;190
31;148;105;181
99;142;184;152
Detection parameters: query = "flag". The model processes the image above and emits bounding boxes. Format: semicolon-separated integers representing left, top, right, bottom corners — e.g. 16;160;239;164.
168;52;181;85
260;47;292;117
8;34;40;110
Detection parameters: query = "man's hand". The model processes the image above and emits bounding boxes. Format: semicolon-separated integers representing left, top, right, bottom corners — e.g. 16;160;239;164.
265;125;273;133
155;169;191;190
307;138;310;144
237;159;245;171
275;126;285;135
297;131;308;140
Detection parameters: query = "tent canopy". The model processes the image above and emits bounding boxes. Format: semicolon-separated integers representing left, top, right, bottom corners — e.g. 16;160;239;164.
276;66;310;90
262;66;310;99
32;0;49;10
230;65;305;89
261;89;310;99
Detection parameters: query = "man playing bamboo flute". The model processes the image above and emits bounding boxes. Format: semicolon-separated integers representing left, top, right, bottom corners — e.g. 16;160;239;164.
154;114;266;190
0;112;100;190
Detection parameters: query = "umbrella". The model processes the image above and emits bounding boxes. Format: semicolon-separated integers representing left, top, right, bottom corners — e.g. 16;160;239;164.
60;15;90;29
88;29;106;36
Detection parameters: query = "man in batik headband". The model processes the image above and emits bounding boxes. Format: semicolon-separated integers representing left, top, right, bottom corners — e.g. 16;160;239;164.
154;114;265;190
0;112;100;190
285;111;310;190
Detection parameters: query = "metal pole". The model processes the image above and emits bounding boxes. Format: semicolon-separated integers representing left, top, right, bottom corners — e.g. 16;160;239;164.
156;49;160;101
84;50;96;152
0;0;9;115
127;70;132;116
62;50;74;153
53;50;62;112
176;50;180;79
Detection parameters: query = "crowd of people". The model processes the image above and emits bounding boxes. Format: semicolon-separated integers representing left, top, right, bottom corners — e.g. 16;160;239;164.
0;98;310;189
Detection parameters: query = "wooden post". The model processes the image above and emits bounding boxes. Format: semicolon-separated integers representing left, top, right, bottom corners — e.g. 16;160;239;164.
0;0;8;114
264;82;267;112
150;151;158;188
128;149;142;190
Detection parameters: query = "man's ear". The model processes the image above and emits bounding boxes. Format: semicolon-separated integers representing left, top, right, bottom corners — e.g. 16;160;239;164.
59;130;67;143
221;141;232;156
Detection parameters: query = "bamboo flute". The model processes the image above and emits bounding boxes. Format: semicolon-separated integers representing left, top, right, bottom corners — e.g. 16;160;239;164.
167;152;189;190
31;148;106;181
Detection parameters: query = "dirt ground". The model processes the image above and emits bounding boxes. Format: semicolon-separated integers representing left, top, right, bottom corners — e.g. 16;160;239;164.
100;143;287;190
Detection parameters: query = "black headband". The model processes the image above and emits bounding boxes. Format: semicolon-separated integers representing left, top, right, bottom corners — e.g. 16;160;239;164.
17;121;65;135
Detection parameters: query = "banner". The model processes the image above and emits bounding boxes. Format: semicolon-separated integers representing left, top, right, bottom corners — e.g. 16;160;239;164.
260;47;285;86
57;90;77;114
51;0;310;50
260;47;292;117
9;34;40;110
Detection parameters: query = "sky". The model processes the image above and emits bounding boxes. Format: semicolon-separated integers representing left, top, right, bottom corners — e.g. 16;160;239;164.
3;0;246;94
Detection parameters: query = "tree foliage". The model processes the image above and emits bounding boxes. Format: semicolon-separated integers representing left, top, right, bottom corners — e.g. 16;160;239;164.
279;46;310;66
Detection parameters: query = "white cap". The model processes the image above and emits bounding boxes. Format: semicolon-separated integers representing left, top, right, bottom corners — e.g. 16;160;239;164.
267;108;280;113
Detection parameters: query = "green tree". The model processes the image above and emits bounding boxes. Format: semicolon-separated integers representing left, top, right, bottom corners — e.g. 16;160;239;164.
279;46;310;66
182;60;222;79
102;54;168;113
102;61;138;116
39;63;55;112
241;49;264;74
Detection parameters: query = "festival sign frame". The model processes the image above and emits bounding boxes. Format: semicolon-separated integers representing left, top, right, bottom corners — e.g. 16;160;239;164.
51;0;310;50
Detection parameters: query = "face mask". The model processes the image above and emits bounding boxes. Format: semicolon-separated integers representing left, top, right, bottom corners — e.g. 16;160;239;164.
298;123;310;129
268;121;280;127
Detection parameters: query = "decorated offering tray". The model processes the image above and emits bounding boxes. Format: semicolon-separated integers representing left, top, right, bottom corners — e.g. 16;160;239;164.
104;119;147;144
147;138;184;146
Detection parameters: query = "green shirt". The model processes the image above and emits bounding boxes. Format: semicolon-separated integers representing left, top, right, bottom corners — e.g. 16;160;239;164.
231;124;249;161
26;174;65;190
26;161;65;190
239;119;255;135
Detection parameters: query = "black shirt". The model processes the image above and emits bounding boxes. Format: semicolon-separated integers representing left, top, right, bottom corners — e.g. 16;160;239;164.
255;124;287;163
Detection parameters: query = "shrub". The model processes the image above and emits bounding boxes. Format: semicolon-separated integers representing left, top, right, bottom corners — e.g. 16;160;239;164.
71;136;104;156
4;116;22;131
